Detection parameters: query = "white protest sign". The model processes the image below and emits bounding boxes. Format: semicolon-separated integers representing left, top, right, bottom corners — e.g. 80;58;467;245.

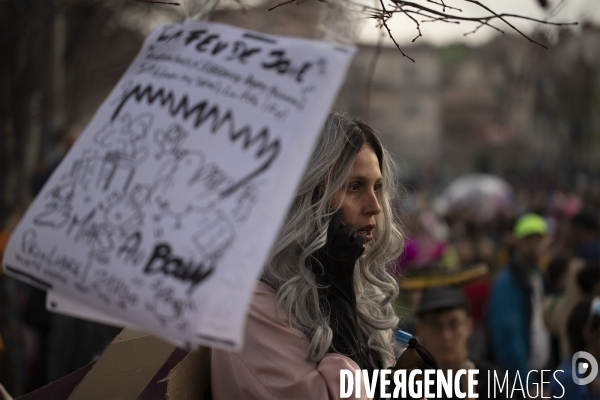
2;20;355;350
46;290;130;328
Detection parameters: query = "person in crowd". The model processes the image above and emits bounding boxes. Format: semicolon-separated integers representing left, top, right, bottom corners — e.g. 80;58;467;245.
544;254;571;367
211;112;406;398
569;212;600;262
488;213;551;381
578;260;600;299
548;257;600;361
548;298;600;399
415;286;506;399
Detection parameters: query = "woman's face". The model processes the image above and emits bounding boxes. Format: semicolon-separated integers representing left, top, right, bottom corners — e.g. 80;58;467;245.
331;144;383;253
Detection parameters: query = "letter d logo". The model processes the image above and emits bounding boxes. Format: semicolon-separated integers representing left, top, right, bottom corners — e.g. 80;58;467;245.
572;351;598;385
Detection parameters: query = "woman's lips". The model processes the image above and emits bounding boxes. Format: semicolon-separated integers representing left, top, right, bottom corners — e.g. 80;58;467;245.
356;229;374;243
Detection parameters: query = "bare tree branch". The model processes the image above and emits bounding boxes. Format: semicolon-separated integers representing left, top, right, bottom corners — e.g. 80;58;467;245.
461;0;550;47
387;0;577;49
262;0;580;59
426;0;462;13
379;0;415;62
399;5;423;42
463;20;504;36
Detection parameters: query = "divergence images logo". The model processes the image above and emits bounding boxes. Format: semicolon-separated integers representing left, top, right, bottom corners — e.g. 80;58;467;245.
572;351;598;385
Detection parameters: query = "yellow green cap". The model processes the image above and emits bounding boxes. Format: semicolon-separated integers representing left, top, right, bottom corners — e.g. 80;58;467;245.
514;213;548;239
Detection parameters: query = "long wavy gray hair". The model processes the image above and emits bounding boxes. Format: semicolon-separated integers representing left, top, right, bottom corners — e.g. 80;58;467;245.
262;112;404;368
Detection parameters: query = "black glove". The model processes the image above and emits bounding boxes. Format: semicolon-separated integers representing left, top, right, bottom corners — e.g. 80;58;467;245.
311;208;366;289
310;208;367;365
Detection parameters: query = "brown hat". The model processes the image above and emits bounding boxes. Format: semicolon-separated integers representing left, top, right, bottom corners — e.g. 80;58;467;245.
417;286;470;316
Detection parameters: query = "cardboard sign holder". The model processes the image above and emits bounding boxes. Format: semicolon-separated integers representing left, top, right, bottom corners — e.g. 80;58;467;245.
17;328;211;400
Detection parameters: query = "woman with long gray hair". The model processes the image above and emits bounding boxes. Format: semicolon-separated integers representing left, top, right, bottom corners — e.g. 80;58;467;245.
211;112;404;399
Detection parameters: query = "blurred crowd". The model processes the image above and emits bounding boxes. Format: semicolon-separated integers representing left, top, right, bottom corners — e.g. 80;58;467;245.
392;173;600;399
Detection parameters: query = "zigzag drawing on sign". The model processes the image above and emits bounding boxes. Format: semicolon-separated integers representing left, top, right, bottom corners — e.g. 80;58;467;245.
111;83;281;197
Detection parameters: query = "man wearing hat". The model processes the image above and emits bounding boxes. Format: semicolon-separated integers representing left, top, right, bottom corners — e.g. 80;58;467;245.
488;213;551;386
415;286;505;399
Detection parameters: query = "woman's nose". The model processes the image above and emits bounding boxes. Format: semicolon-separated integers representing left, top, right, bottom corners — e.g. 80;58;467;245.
364;191;382;216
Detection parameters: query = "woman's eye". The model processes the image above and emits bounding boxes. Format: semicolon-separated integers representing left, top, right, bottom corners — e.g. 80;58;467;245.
348;183;360;192
374;183;383;192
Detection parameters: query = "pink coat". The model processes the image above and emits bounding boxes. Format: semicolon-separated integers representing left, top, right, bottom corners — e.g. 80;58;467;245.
211;281;370;399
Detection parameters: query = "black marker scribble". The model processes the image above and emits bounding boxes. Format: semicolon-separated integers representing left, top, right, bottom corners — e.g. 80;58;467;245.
261;50;312;83
154;122;188;159
153;149;207;226
178;29;262;64
146;279;195;329
117;231;146;266
192;210;235;260
243;32;276;44
90;112;154;194
190;163;234;195
78;247;112;285
231;182;261;223
66;209;115;251
94;112;153;165
33;182;75;229
97;152;137;194
111;83;280;196
143;243;215;294
104;184;152;235
60;212;113;285
91;269;139;309
154;158;235;227
64;150;101;193
20;229;83;278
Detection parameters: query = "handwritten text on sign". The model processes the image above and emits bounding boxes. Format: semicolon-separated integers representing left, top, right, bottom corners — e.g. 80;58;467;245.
3;21;355;349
